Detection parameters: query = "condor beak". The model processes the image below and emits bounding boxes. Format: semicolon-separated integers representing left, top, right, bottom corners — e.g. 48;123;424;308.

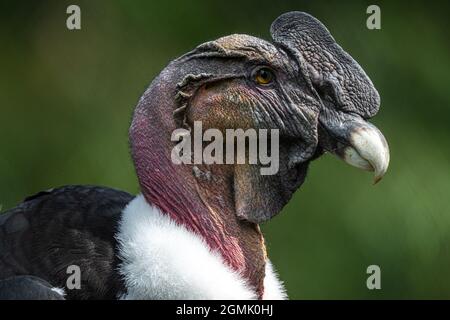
340;122;389;183
319;115;390;184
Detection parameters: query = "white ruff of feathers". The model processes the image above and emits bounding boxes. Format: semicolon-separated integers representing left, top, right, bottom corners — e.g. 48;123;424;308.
116;194;287;300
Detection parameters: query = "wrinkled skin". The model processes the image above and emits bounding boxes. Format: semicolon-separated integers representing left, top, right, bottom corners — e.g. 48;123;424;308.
158;12;389;224
179;34;321;224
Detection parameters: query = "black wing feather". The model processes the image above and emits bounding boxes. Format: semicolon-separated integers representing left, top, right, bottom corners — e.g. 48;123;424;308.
0;185;134;299
0;275;65;300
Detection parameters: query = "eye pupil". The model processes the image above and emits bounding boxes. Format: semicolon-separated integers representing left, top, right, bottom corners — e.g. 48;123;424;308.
253;67;274;85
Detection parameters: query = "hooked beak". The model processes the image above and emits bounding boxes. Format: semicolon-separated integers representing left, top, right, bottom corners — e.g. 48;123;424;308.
319;115;390;183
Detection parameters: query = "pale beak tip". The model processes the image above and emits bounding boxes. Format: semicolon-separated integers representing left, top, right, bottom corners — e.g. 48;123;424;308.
372;161;389;185
373;175;383;185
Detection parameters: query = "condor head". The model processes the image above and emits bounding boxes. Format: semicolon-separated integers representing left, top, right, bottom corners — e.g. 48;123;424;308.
130;12;390;225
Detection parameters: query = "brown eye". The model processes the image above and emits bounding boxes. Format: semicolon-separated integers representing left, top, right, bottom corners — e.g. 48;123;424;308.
253;67;274;86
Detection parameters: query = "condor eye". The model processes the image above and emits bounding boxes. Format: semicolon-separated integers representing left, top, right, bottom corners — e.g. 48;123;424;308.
252;67;275;86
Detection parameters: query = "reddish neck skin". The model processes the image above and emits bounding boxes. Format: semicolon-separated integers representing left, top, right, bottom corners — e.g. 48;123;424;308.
130;105;266;298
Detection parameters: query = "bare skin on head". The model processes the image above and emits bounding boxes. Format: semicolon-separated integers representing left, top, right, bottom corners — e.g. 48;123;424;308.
130;12;389;297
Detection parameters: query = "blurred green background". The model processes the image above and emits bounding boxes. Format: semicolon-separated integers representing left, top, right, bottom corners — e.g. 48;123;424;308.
1;0;449;299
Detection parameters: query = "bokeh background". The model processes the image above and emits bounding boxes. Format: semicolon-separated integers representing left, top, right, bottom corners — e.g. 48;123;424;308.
1;0;449;299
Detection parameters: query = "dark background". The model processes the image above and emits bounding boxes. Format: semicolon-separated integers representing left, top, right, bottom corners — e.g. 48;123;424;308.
1;0;449;299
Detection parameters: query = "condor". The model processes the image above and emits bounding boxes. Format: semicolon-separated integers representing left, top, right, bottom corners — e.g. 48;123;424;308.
0;12;389;300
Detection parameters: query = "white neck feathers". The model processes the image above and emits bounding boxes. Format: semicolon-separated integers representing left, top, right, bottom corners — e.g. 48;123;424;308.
116;194;287;300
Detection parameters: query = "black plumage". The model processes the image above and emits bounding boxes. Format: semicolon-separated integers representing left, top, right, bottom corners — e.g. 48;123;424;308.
0;275;65;300
0;186;133;299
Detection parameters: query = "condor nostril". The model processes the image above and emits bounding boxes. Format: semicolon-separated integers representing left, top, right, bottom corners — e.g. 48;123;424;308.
315;81;334;102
